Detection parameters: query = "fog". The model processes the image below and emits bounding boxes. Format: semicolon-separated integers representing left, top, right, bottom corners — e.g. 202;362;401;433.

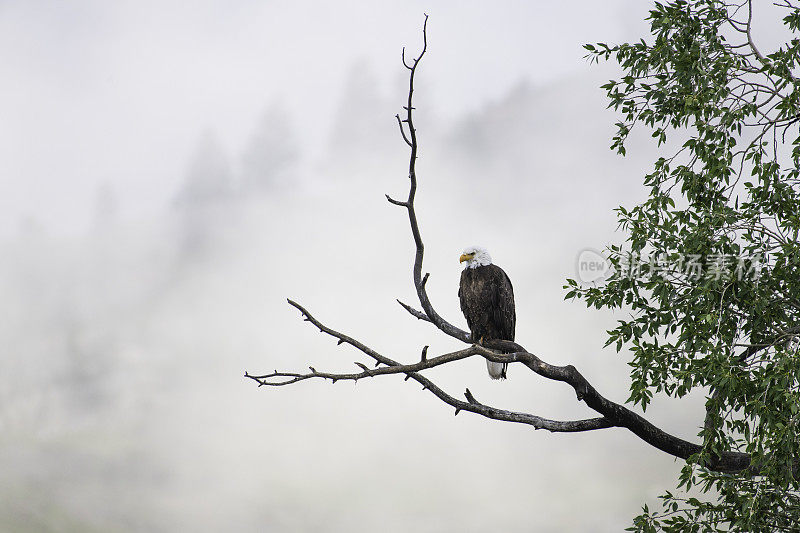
1;2;719;531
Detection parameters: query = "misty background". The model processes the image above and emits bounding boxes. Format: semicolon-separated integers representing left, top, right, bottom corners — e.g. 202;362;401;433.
0;1;759;531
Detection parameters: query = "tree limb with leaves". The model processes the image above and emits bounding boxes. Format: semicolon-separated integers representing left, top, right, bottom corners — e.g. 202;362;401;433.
581;0;800;530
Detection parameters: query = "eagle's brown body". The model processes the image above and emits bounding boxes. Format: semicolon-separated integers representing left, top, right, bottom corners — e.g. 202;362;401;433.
459;263;516;379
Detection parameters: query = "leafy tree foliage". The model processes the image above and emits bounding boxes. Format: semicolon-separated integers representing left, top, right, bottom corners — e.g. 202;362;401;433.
576;0;800;530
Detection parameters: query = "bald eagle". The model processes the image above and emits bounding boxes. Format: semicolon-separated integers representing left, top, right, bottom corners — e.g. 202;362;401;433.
458;246;516;379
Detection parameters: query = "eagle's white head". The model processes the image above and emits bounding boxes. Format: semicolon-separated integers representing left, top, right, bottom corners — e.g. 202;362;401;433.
459;246;492;269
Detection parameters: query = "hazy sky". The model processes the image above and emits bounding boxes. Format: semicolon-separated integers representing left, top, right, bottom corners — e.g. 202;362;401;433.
0;1;650;236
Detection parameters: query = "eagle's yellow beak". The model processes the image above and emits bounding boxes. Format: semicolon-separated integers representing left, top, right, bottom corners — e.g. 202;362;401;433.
459;253;474;263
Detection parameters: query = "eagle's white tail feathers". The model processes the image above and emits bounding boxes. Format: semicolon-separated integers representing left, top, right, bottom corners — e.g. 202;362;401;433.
487;360;507;380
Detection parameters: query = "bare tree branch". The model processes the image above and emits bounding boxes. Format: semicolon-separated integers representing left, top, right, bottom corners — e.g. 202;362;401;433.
386;14;472;345
396;299;432;322
247;299;612;433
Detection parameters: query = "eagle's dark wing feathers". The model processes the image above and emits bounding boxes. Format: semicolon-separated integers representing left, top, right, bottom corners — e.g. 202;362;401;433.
457;280;473;334
490;265;515;342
